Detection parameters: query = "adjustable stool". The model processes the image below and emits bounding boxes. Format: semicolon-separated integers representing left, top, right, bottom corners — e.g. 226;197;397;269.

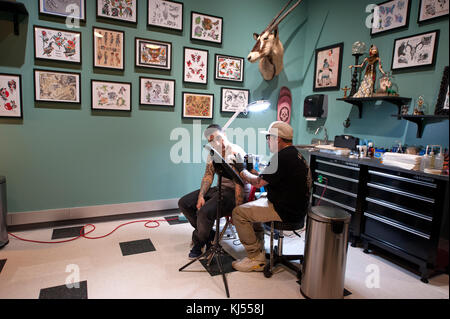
263;220;304;279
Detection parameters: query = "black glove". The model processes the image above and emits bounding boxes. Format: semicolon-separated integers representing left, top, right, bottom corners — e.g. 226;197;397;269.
245;154;254;172
232;153;245;173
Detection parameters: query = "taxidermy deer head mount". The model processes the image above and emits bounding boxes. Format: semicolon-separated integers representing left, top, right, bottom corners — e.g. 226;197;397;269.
247;0;303;81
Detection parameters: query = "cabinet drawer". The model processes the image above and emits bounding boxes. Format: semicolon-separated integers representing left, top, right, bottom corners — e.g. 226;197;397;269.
366;198;432;235
364;212;432;260
316;159;360;180
314;182;357;210
368;170;437;200
367;183;435;217
314;170;359;194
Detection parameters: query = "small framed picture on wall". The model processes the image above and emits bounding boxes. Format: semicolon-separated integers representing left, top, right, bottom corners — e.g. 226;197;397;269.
313;42;344;91
96;0;138;24
391;30;439;70
220;88;249;113
39;0;86;22
148;0;183;31
91;80;132;112
370;0;411;36
418;0;449;23
435;66;449;115
0;73;22;119
182;92;214;119
214;54;245;82
34;25;82;64
190;11;223;44
140;77;175;107
93;27;125;71
135;38;172;70
34;69;81;104
183;47;208;85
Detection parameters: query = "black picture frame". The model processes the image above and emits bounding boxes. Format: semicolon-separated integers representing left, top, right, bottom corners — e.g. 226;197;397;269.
93;26;125;71
91;79;132;112
38;0;86;22
33;25;82;65
182;92;214;119
313;42;344;92
139;77;176;107
190;11;223;45
418;0;449;24
214;54;245;83
220;87;250;113
370;0;411;36
135;37;172;71
0;73;23;119
183;47;209;85
147;0;184;31
435;66;449;115
34;69;81;104
96;0;138;24
391;30;439;71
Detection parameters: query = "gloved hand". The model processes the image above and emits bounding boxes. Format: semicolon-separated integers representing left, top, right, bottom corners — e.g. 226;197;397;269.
245;155;254;172
232;153;245;173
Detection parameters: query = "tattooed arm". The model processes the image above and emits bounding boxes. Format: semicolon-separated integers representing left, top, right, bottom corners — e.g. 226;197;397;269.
239;170;268;189
197;161;215;210
234;183;245;207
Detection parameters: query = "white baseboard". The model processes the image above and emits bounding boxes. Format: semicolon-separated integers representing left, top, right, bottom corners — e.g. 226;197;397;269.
7;198;180;226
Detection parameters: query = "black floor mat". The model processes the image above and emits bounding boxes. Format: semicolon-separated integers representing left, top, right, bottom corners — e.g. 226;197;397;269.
119;239;156;256
51;226;85;240
39;281;88;299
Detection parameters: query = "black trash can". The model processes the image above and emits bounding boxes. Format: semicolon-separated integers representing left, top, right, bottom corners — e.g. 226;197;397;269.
0;176;8;248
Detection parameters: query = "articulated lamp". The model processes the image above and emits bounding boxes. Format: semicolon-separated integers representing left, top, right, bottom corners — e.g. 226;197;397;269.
222;100;271;130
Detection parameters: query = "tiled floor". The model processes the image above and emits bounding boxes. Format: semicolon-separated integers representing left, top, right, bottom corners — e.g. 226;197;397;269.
0;211;448;299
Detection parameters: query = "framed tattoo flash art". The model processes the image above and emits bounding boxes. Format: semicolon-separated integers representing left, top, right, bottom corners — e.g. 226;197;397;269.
391;30;439;70
220;88;249;113
435;66;449;115
34;25;82;64
182;92;214;119
148;0;183;31
183;47;208;84
96;0;138;24
140;77;175;107
135;38;172;70
34;69;81;104
190;11;223;44
313;42;344;91
371;0;411;36
0;73;22;119
91;80;132;112
93;27;125;70
215;54;244;82
39;0;86;21
418;0;449;23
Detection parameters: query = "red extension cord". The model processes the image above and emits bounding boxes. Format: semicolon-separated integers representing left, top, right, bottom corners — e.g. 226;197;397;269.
8;217;180;244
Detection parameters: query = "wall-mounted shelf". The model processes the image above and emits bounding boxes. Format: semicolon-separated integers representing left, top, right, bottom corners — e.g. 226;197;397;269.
391;114;449;138
337;96;412;118
0;1;28;35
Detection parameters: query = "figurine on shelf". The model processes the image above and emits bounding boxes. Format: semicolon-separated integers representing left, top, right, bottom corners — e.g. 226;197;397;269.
376;72;399;96
348;45;386;98
413;96;426;115
341;86;350;98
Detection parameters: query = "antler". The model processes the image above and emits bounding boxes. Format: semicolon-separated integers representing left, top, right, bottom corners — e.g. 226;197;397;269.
264;0;293;33
266;0;303;33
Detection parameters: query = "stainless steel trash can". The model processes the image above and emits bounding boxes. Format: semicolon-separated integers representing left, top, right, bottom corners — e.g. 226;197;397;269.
0;176;8;248
300;206;351;299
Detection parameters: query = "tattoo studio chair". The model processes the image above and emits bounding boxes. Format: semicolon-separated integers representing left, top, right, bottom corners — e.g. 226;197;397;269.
263;217;306;280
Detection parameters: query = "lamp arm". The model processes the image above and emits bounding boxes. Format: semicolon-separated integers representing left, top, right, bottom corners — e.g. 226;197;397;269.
222;106;246;130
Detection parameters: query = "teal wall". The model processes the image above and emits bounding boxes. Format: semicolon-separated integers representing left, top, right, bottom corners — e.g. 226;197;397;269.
0;0;308;213
296;0;449;149
0;0;448;214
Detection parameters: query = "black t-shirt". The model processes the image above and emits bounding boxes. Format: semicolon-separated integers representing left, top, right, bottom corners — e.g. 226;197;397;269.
260;146;310;223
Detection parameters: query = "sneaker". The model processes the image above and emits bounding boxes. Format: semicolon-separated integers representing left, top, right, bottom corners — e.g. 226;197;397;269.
232;252;266;272
188;244;203;259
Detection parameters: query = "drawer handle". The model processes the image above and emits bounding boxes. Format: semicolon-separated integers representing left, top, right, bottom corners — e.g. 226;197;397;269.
368;170;437;188
314;182;357;198
366;197;433;222
316;159;360;172
367;183;435;204
316;170;359;183
313;194;356;212
364;212;431;240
